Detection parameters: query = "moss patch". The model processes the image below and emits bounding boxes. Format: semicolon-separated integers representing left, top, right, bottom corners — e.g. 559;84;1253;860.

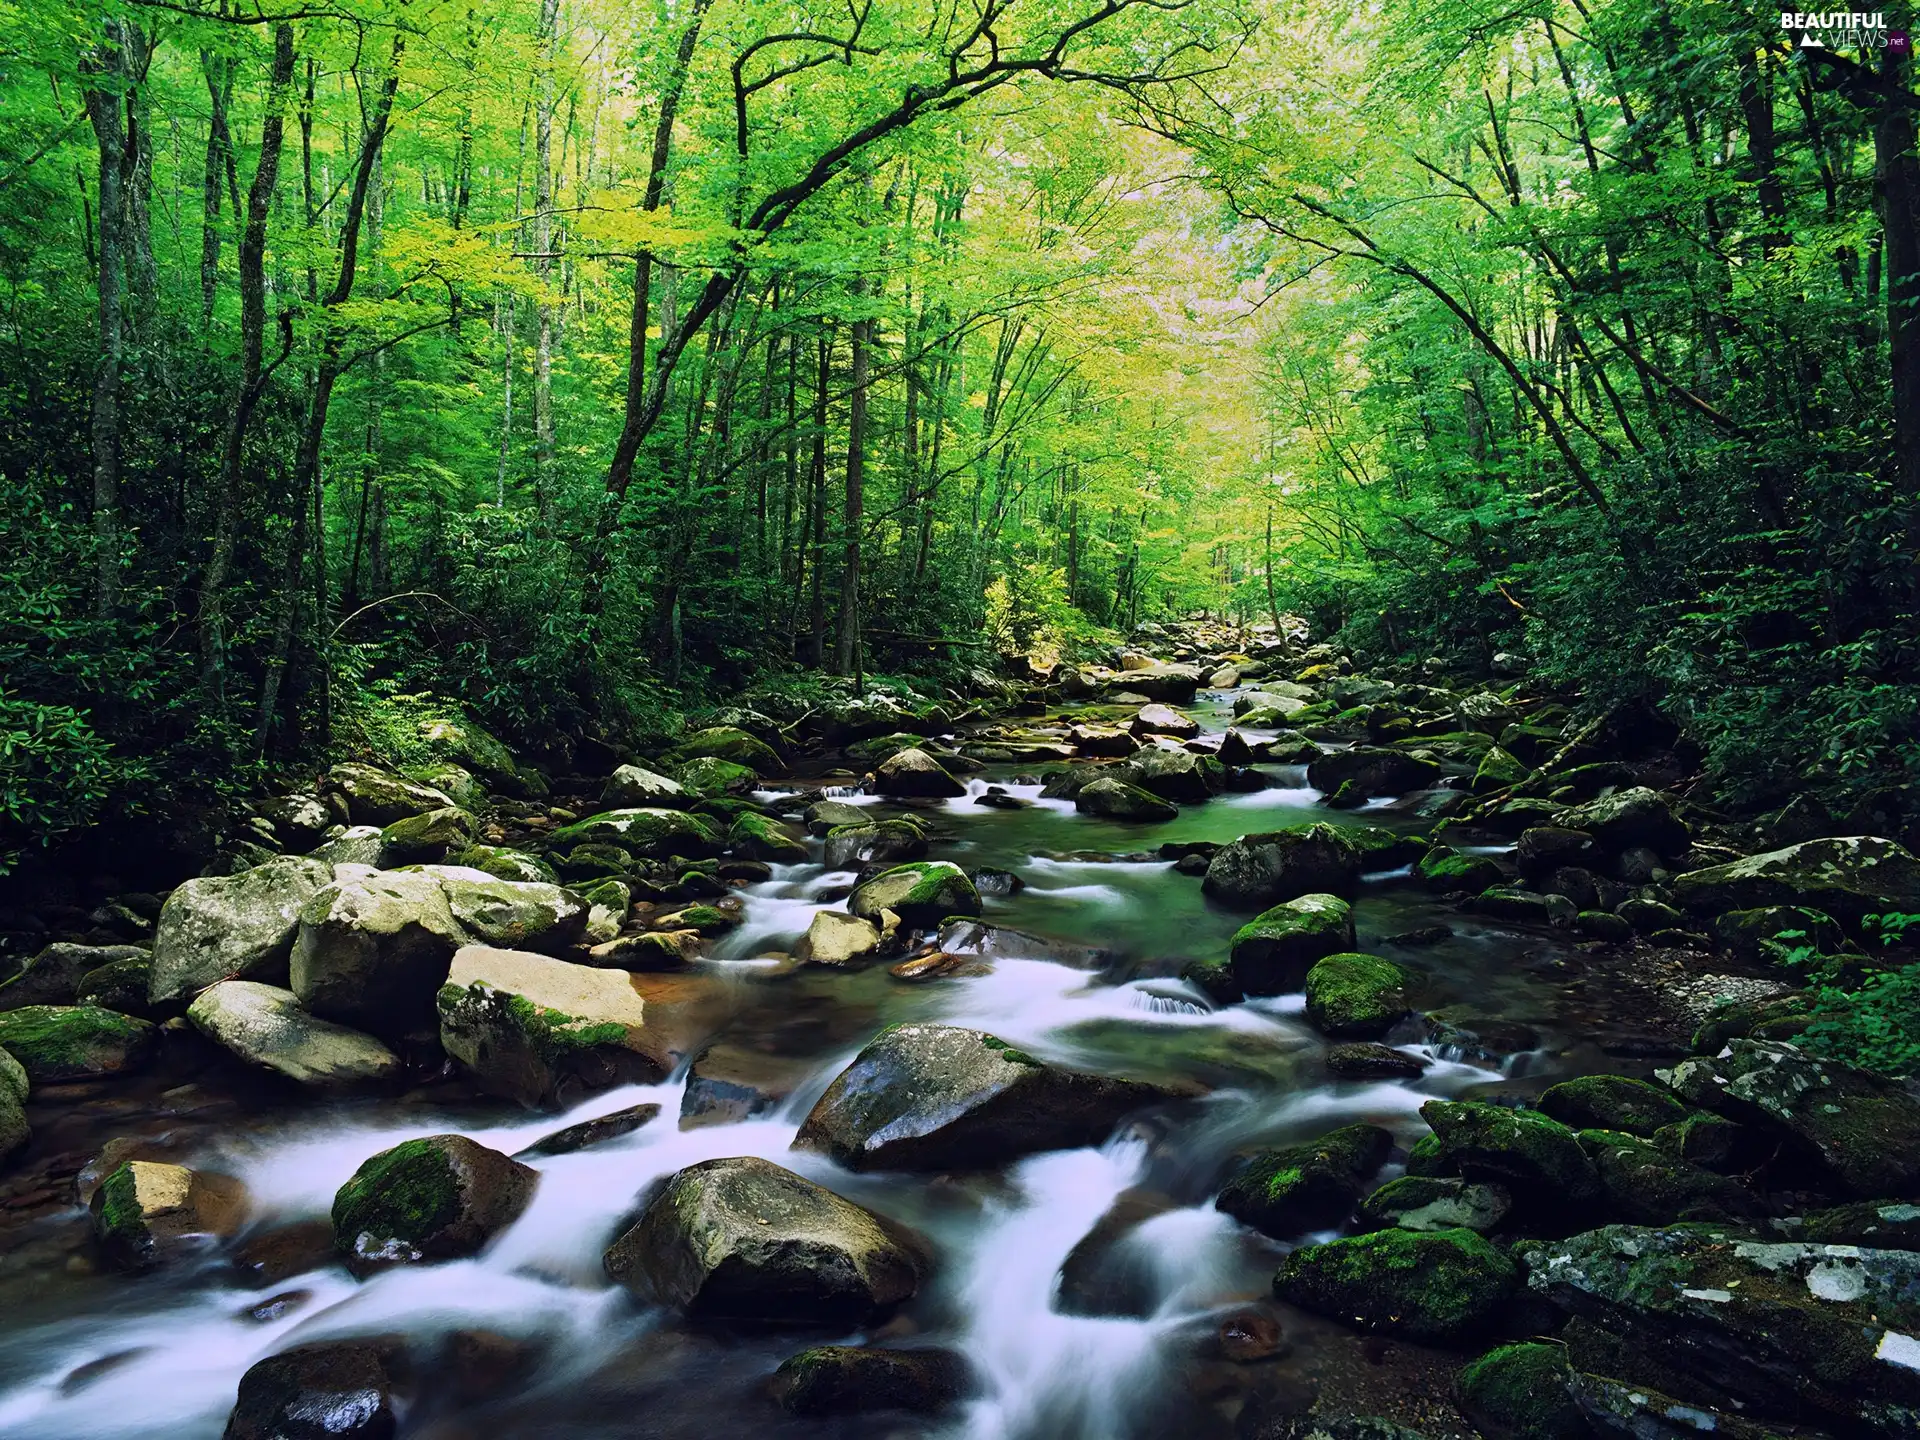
1303;953;1412;1038
331;1138;461;1255
0;1004;155;1080
1455;1342;1586;1440
1273;1226;1518;1344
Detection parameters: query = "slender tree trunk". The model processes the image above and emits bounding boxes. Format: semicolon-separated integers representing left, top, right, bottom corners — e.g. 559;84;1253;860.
531;0;560;521
496;295;514;504
806;329;830;667
836;277;870;680
198;51;233;330
82;24;131;619
1876;52;1920;570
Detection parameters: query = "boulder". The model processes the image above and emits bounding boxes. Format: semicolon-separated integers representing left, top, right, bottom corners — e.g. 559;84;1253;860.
406;761;482;811
1455;1343;1587;1440
377;806;478;864
74;953;155;1014
674;724;785;774
91;1159;246;1271
728;812;807;863
873;747;966;798
1202;826;1361;909
1659;1039;1920;1198
770;1345;972;1417
426;867;589;953
1131;703;1199;738
1306;748;1442;799
1120;746;1223;804
1472;746;1532;794
225;1339;405;1440
331;1134;536;1275
310;825;386;868
675;755;759;798
603;1155;925;1324
1788;1201;1920;1251
149;855;333;1002
0;1004;156;1081
1215;1122;1393;1237
1272;1227;1518;1343
436;944;667;1107
1521;1223;1920;1436
1325;1042;1428;1080
1537;1075;1688;1138
1558;787;1689;860
1671;836;1920;924
1303;953;1413;1039
1414;846;1502;893
1514;827;1598;882
326;761;455;826
679;1044;808;1127
1357;1176;1510;1235
825;819;928;870
1111;663;1203;702
516;1102;662;1158
1229;894;1355;996
1713;905;1843;964
1419;1100;1600;1210
547;807;723;859
601;764;688;810
1069;724;1138;757
794;1023;1171;1171
187;981;400;1088
0;943;148;1011
1578;1129;1756;1225
805;799;873;834
847;861;981;928
0;1048;26;1159
290;870;462;1039
797;910;888;967
1074;776;1179;822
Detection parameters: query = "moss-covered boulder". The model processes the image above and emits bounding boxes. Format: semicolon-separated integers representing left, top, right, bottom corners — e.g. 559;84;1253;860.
603;1155;926;1324
1712;904;1843;964
1070;723;1139;757
1120;745;1224;804
872;746;966;798
1204;827;1361;910
1303;953;1413;1039
0;942;148;1012
795;1023;1174;1171
91;1159;247;1271
1215;1122;1393;1238
325;761;456;826
1659;1038;1920;1198
1789;1200;1920;1251
673;755;759;799
74;953;155;1015
0;1004;156;1081
1472;746;1532;794
1419;1100;1600;1210
1577;1129;1757;1225
1357;1176;1511;1236
806;798;875;834
425;866;590;954
289;870;462;1040
188;981;401;1089
1272;1226;1518;1344
727;811;807;863
1519;1223;1920;1436
1513;827;1598;882
378;806;478;864
1325;1041;1428;1080
1670;835;1920;924
1558;787;1689;860
149;855;334;1002
331;1133;536;1276
1415;847;1502;893
848;861;980;928
1537;1075;1687;1138
673;725;785;774
547;807;722;859
1306;747;1443;799
600;763;688;811
0;1048;26;1163
1074;776;1180;822
770;1345;972;1416
1229;894;1356;996
1455;1342;1586;1440
436;944;667;1107
825;818;928;870
224;1339;405;1440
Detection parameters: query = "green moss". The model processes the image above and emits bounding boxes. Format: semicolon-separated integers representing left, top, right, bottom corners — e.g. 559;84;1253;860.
1416;847;1502;892
980;1034;1042;1067
1455;1342;1585;1440
331;1138;461;1253
1272;1226;1518;1343
0;1004;153;1080
1217;1123;1392;1237
95;1162;144;1243
1303;952;1412;1038
1537;1074;1687;1137
1420;1100;1599;1206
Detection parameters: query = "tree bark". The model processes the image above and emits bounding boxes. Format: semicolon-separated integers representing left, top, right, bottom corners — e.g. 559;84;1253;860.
81;22;131;619
531;0;560;520
836;274;870;680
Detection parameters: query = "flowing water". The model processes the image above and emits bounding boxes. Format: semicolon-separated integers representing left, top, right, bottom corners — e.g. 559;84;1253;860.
0;691;1591;1439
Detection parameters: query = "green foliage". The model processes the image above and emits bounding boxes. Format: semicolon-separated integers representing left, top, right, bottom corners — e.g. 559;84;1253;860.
1797;914;1920;1078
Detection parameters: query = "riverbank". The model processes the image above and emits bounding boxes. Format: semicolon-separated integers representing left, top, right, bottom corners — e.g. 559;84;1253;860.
0;618;1916;1440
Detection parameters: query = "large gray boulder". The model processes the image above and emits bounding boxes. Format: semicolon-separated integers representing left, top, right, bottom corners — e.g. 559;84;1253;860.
1521;1223;1920;1436
1558;786;1689;860
420;866;589;954
1202;826;1360;909
1131;703;1199;738
325;762;455;826
187;981;400;1088
149;856;333;1002
603;1156;926;1324
794;1023;1173;1171
873;747;966;798
1120;746;1222;804
546;807;723;858
847;861;980;928
437;945;667;1107
600;764;688;810
1306;748;1442;799
290;870;462;1039
1672;836;1920;924
1109;664;1203;702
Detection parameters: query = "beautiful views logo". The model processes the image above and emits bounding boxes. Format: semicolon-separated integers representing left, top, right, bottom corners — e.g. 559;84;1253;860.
1779;10;1909;51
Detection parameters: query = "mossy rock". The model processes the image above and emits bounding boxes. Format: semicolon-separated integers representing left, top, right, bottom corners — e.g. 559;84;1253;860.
1472;746;1532;795
74;955;156;1016
728;811;806;863
1416;847;1503;894
1073;776;1179;822
1420;1100;1599;1209
93;1159;247;1271
1303;953;1413;1039
1343;825;1431;871
1216;1122;1392;1238
848;861;981;928
662;904;736;936
1357;1176;1510;1235
330;1133;536;1276
1229;894;1355;996
548;808;722;859
1651;1112;1750;1172
1272;1226;1518;1344
770;1345;972;1416
674;755;760;799
1577;1128;1757;1225
1181;956;1243;1005
1712;905;1844;964
451;844;557;884
1537;1074;1687;1138
0;1004;157;1082
825;819;928;870
1455;1342;1586;1440
671;725;785;775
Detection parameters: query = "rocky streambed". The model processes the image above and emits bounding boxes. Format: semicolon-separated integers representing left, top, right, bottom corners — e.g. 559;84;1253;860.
0;619;1918;1439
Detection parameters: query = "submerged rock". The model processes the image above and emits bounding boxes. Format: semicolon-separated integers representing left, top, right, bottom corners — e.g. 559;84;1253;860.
0;1004;156;1081
1228;894;1355;995
603;1155;925;1324
770;1345;972;1416
436;945;667;1107
91;1160;246;1271
1216;1122;1393;1237
188;981;400;1088
149;856;333;1002
331;1134;536;1276
1272;1226;1518;1343
847;861;981;928
794;1023;1173;1171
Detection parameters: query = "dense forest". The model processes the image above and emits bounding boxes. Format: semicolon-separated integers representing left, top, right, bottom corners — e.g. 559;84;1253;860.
3;0;1914;870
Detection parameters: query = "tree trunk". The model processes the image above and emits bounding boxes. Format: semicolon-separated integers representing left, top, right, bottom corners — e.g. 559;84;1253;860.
531;0;560;521
198;51;234;330
1877;52;1920;570
81;23;131;619
836;278;870;680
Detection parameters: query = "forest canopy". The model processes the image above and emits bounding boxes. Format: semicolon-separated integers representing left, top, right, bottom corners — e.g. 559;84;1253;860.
1;0;1916;868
